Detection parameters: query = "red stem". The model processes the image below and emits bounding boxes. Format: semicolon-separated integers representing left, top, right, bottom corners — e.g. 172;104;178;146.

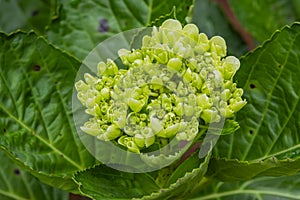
213;0;256;50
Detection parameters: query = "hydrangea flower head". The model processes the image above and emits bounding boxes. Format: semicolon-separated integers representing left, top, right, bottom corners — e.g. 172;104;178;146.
75;19;246;154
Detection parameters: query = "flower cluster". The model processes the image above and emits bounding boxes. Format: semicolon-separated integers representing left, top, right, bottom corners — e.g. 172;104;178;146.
75;19;246;153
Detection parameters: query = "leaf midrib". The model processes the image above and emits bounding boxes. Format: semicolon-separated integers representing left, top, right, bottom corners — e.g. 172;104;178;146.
262;33;300;158
1;35;84;171
0;104;82;170
35;45;85;167
0;189;29;200
241;29;300;161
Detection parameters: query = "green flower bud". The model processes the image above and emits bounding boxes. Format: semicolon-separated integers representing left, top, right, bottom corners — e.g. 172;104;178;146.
118;48;131;65
98;124;122;141
118;136;140;153
161;94;172;111
183;23;199;41
157;123;180;138
145;134;155;147
134;134;145;147
80;120;101;136
113;114;126;129
140;127;155;147
183;68;193;83
210;36;226;57
222;56;240;80
167;57;182;71
127;98;145;113
201;107;220;123
153;45;169;64
127;141;140;154
233;88;244;98
173;102;184;116
183;104;195;117
192;73;203;90
219;101;234;118
229;98;247;113
177;81;188;96
97;59;118;76
149;116;164;134
84;73;98;86
118;135;129;146
196;33;210;53
161;19;182;31
197;94;212;109
223;107;234;118
100;87;110;100
221;89;231;101
97;61;107;76
75;80;89;93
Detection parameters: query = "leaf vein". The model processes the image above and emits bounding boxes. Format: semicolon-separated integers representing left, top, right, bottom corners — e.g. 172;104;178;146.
241;32;300;161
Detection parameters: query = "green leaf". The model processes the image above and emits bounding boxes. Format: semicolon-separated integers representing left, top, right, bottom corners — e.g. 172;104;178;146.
142;148;212;200
220;120;240;135
46;0;192;60
0;0;57;34
0;31;96;191
165;151;202;187
191;0;248;57
0;150;68;200
228;0;299;42
211;23;300;180
207;157;300;181
73;146;212;200
192;174;300;200
74;165;160;200
148;0;193;27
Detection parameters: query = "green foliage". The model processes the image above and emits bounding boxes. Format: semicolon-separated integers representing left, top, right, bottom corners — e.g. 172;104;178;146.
229;0;300;42
0;0;57;34
192;0;248;57
0;0;300;200
0;151;68;200
46;0;193;60
192;174;300;199
0;31;96;192
141;149;212;200
210;23;300;181
74;165;159;199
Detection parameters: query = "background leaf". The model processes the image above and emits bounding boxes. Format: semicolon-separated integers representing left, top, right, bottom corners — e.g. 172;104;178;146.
73;148;212;200
142;148;212;200
0;150;68;200
0;31;96;191
191;0;248;57
74;165;159;200
0;0;57;34
210;23;300;180
192;174;300;200
46;0;192;60
228;0;300;42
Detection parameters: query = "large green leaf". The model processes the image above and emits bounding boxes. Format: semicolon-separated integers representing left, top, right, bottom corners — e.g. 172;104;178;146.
74;147;212;200
141;148;212;200
74;165;159;200
0;31;96;191
46;0;192;60
192;174;300;200
228;0;299;42
191;0;248;57
210;23;300;180
208;157;300;181
0;150;68;200
0;0;57;34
